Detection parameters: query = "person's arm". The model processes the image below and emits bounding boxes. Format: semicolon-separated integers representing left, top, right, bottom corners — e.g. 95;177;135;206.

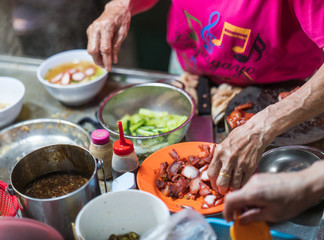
208;60;324;195
87;0;159;71
223;160;324;224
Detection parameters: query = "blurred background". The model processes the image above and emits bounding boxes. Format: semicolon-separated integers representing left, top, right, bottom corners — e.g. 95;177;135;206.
1;0;171;72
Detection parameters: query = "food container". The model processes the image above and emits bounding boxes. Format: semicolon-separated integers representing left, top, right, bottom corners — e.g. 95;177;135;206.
0;217;64;240
97;81;196;159
10;144;102;240
75;190;170;240
37;49;108;106
259;145;324;173
0;76;25;128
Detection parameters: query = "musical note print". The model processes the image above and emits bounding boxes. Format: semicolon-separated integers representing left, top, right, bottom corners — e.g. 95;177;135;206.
234;34;266;63
200;11;220;53
212;22;251;54
184;10;202;41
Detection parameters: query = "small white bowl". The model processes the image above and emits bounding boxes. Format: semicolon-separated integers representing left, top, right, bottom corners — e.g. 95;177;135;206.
37;49;108;106
0;77;25;128
75;190;170;240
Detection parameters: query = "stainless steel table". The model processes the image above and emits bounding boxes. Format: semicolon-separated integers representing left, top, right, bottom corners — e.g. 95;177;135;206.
0;55;323;239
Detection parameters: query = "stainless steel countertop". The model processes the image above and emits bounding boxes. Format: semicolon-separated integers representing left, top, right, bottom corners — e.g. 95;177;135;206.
0;55;323;239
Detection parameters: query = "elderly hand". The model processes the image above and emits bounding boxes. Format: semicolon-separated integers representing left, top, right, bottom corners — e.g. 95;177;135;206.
222;162;324;224
207;117;271;195
87;0;131;71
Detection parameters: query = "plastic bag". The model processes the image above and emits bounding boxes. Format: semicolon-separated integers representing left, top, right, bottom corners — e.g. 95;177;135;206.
140;209;217;240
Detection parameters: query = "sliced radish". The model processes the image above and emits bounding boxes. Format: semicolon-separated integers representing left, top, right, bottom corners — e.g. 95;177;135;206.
50;73;63;83
84;67;95;76
61;72;71;85
182;165;199;179
72;72;85;81
68;68;77;74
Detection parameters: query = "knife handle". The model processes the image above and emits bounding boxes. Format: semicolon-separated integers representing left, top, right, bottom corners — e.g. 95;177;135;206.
197;76;211;115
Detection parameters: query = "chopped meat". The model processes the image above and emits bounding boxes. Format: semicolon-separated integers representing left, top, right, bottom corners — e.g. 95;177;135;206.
182;165;199;179
227;102;255;129
278;86;300;101
155;144;224;209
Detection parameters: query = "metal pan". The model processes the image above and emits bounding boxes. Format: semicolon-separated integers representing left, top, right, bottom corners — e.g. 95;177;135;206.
224;80;324;146
0;118;90;183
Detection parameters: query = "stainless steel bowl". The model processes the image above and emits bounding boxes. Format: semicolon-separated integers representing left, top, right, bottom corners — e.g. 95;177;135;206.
97;81;196;159
0;119;90;183
259;145;324;173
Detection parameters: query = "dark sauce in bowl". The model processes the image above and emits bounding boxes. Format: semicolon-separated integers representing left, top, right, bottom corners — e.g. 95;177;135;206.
22;171;89;199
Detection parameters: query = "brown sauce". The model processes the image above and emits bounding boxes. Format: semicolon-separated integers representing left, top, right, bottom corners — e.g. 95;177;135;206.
22;171;89;199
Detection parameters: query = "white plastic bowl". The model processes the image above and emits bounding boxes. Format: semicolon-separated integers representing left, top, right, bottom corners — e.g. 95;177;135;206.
75;190;170;240
37;49;108;106
0;77;25;128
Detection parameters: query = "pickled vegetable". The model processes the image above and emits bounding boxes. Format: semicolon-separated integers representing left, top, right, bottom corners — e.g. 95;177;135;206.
119;108;188;136
108;232;140;240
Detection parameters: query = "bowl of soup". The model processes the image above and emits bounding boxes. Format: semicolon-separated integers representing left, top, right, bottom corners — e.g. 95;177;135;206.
0;77;25;128
37;49;107;106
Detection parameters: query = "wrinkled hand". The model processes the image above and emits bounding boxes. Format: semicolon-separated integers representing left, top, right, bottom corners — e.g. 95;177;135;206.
87;1;131;71
223;170;319;224
207;121;268;195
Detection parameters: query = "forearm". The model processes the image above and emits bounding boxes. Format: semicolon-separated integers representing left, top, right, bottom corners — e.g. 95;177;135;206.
248;63;324;146
110;0;159;16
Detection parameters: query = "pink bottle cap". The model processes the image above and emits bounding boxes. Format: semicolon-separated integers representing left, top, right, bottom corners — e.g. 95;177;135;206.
91;129;110;145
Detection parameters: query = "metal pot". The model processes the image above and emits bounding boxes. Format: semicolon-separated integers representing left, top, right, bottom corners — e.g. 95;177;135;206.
10;144;101;240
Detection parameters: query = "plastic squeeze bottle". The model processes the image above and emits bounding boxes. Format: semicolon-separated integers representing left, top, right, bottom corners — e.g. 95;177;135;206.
89;129;113;179
112;121;139;179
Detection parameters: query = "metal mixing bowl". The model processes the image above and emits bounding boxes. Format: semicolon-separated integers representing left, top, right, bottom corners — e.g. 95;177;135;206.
97;81;196;159
259;145;324;173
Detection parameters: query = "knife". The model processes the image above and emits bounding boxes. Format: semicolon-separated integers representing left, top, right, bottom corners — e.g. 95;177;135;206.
186;76;214;142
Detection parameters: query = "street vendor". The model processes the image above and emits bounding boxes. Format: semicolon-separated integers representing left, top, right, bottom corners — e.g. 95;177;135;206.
86;0;324;198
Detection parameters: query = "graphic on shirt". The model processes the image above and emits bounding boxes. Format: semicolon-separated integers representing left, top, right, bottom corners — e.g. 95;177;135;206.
184;10;202;41
176;9;268;84
212;22;251;54
201;11;220;53
234;33;266;63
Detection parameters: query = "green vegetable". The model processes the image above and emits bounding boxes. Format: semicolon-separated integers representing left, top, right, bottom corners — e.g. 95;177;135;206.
119;108;188;137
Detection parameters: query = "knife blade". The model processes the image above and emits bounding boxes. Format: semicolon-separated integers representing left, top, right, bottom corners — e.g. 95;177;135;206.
186;76;214;142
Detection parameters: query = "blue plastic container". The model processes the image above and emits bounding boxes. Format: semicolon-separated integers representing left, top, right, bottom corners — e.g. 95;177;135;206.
206;217;300;240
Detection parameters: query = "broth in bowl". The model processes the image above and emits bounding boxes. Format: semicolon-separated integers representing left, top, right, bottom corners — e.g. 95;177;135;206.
45;60;104;85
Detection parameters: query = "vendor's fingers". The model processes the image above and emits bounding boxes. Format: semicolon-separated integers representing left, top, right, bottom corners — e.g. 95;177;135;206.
239;208;267;224
241;167;257;186
217;167;233;195
229;168;244;190
223;190;250;222
100;28;114;71
112;24;129;64
86;26;104;67
207;160;222;192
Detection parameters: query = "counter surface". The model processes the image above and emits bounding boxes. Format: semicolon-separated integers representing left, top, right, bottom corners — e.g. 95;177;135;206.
0;55;323;240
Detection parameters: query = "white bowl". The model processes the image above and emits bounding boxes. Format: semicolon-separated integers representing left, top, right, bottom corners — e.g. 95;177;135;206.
75;190;170;240
0;77;25;128
37;49;108;106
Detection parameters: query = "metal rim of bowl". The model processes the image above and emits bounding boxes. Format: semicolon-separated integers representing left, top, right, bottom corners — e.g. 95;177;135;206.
97;82;196;140
261;145;324;159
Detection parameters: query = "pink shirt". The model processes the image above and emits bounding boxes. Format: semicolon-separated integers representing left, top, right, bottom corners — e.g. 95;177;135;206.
167;0;324;86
